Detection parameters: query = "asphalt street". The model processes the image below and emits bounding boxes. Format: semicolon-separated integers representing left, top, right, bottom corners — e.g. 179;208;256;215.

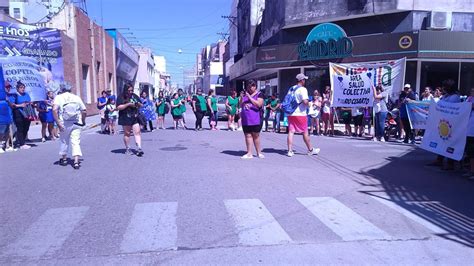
1;113;473;265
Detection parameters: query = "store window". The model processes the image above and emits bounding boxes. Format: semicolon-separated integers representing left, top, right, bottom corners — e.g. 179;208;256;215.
305;68;329;95
460;62;474;96
13;8;20;19
82;64;91;104
420;62;459;94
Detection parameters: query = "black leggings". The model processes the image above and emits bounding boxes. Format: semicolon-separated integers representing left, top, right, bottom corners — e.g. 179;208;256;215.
14;115;31;146
401;118;413;142
143;120;153;131
195;111;205;129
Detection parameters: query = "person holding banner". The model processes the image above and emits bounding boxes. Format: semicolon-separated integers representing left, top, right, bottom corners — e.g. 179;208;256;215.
322;86;334;136
373;85;389;142
11;82;33;149
399;85;417;144
427;80;461;170
463;88;474;179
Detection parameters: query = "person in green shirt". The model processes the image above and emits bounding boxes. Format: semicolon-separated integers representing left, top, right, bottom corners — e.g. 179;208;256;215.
225;89;239;131
155;91;167;129
177;89;188;129
192;89;208;130
269;94;282;133
206;89;219;131
170;92;185;130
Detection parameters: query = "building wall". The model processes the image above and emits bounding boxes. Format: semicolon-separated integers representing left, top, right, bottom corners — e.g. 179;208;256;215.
48;4;116;115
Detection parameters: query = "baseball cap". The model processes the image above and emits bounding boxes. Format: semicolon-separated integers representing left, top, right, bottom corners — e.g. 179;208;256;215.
296;73;308;81
404;84;411;88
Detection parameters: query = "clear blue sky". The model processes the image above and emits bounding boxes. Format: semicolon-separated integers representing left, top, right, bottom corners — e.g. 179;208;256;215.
86;0;232;87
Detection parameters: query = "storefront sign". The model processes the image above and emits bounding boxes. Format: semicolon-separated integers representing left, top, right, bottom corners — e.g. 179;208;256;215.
421;101;471;161
0;21;64;94
399;35;413;49
298;23;353;61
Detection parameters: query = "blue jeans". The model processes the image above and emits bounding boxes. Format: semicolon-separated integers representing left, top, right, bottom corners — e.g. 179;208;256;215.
273;111;281;132
375;112;387;139
264;109;271;131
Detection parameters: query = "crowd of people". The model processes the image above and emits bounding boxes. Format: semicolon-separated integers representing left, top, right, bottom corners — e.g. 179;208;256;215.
0;74;472;179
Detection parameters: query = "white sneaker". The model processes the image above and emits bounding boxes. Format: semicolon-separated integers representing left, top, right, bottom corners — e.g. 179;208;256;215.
237;127;243;131
0;149;4;154
257;153;265;159
6;147;17;152
20;145;31;150
308;147;320;156
380;138;386;142
287;150;295;157
241;154;253;159
373;137;378;142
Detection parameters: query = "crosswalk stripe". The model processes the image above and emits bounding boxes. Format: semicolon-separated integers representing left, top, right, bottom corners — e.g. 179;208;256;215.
370;196;448;234
224;199;292;246
297;197;391;241
2;207;89;258
120;202;178;253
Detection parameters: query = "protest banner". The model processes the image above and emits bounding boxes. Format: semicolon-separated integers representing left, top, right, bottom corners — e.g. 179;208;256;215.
0;56;46;101
406;101;430;129
0;21;64;93
0;66;4;100
330;58;406;107
421;101;471;161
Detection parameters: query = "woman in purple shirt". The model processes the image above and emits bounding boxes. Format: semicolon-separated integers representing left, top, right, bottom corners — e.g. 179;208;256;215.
240;80;265;159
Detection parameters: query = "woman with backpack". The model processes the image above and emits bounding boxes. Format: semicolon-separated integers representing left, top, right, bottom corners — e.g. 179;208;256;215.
11;82;33;149
240;80;265;159
155;91;167;129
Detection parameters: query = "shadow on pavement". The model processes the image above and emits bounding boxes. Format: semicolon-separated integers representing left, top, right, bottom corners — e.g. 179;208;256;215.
261;148;287;155
357;150;474;248
111;149;127;154
221;150;246;157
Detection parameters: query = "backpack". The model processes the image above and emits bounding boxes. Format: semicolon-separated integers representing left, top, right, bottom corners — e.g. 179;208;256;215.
62;101;82;121
281;85;300;115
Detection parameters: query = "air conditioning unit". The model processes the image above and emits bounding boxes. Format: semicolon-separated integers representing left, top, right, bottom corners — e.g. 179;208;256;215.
428;11;452;30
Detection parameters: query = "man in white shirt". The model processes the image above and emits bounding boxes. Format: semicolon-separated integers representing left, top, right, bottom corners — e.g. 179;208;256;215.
287;73;320;157
53;85;87;170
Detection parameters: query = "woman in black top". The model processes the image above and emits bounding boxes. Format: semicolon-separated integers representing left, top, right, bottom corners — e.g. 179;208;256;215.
116;84;144;156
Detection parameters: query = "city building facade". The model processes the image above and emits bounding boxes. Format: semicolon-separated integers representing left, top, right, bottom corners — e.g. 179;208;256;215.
134;46;155;98
229;0;474;98
195;41;226;94
47;3;116;114
106;29;139;96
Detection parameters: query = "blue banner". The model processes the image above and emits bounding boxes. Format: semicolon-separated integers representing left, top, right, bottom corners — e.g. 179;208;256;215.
406;101;430;129
0;21;64;95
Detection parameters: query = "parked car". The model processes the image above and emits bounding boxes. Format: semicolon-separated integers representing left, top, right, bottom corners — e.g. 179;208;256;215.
216;95;228;120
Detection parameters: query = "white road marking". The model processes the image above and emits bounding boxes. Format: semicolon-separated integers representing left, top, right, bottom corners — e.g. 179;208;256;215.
371;196;448;234
120;202;178;253
224;199;292;246
297;197;391;241
2;206;89;258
